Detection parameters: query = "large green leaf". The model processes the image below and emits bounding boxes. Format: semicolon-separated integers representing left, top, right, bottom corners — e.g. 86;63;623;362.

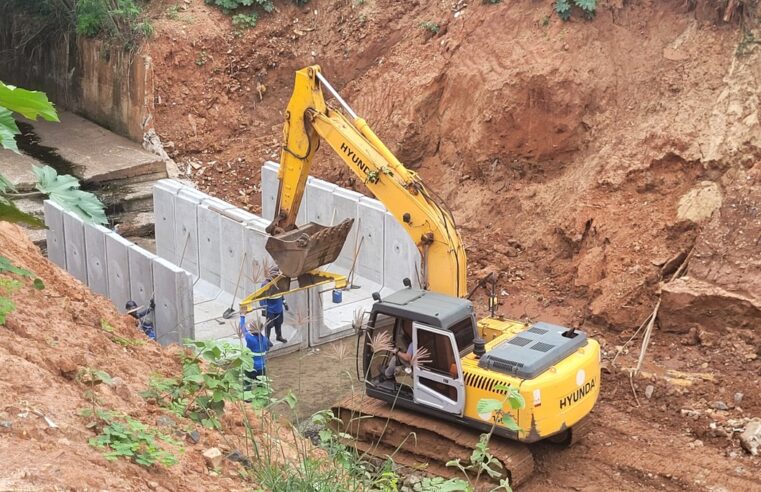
476;398;503;416
32;165;107;225
0;106;20;152
0;172;17;194
0;82;59;122
0;199;46;228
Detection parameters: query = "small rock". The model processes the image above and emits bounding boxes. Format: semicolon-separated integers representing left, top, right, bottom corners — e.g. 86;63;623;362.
727;451;738;459
600;360;612;374
203;447;223;469
734;393;744;405
187;430;201;444
106;376;124;387
645;385;655;399
712;401;729;411
739;419;761;456
156;415;176;428
681;408;701;420
147;481;159;490
687;439;703;449
226;449;253;468
0;420;11;429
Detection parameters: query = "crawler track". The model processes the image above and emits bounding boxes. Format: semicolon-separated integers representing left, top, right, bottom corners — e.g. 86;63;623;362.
332;394;535;488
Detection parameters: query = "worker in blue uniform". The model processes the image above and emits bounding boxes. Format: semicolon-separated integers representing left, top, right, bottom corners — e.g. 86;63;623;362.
260;267;288;343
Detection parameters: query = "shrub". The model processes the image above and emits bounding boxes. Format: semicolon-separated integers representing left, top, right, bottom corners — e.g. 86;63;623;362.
555;0;596;21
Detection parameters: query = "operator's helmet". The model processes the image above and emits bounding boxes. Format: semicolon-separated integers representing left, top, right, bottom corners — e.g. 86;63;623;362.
125;300;138;311
268;266;280;278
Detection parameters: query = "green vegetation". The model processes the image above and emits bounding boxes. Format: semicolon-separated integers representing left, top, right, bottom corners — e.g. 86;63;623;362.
0;257;45;326
420;21;441;34
83;409;181;467
554;0;596;21
7;0;152;46
0;82;107;226
100;319;146;346
205;0;310;29
141;339;260;429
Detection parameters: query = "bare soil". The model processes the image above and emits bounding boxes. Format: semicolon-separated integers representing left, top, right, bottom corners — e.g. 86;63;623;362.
4;0;761;489
143;0;761;489
0;223;316;491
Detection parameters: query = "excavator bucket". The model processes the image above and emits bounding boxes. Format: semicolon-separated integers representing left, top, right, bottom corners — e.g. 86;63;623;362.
265;219;354;278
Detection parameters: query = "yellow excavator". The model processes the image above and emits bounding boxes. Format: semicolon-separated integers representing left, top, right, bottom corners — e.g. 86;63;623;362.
255;66;601;487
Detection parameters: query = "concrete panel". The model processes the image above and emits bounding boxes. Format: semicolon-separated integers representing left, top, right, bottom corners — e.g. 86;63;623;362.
197;198;232;289
62;212;87;283
243;217;275;299
261;161;279;221
43;200;66;268
105;232;132;312
332;188;363;269
128;245;156;311
84;222;111;296
174;187;205;276
153;257;194;345
218;208;254;300
153;180;183;264
306;177;338;225
383;211;421;291
356;197;385;285
309;289;373;346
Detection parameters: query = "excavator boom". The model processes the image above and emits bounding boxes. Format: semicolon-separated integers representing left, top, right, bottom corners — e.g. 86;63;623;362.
266;65;467;297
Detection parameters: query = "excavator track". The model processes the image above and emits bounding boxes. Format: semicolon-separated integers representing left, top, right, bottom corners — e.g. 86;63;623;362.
332;394;535;488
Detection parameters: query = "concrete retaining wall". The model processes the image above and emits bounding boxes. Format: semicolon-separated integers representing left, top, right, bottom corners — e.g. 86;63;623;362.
43;201;193;345
0;16;153;142
153;180;309;356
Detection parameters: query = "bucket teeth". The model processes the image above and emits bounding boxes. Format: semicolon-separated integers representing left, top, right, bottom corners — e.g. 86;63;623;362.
265;218;354;278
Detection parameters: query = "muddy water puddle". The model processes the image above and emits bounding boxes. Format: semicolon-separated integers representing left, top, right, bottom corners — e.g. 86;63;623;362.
267;336;361;420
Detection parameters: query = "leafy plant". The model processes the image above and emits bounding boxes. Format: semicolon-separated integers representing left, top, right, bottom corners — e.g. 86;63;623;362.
166;4;180;20
33;165;108;224
142;339;261;429
195;50;209;67
483;0;501;4
555;0;596;21
232;13;259;29
0;257;44;326
85;409;181;467
414;476;470;491
100;318;146;346
76;0;152;44
420;21;441;34
0;81;59;154
444;384;525;490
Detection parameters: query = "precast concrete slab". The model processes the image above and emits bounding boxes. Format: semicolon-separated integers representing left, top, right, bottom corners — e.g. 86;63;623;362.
84;222;111;296
105;232;132;312
1;150;40;191
128;244;155;311
332;188;364;269
23;112;165;184
383;211;421;292
153;257;194;345
153;180;184;264
355;197;385;285
261;161;279;221
243;217;275;298
197;197;232;291
62;212;87;283
306;177;338;225
43;200;66;268
218;208;255;299
174;187;205;276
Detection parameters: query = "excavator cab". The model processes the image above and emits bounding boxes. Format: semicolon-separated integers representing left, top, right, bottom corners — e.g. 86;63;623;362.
363;286;476;417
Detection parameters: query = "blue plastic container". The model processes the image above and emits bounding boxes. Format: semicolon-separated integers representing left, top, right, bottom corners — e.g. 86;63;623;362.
332;289;343;304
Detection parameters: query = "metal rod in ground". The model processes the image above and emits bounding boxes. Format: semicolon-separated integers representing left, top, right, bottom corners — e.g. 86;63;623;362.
223;252;248;319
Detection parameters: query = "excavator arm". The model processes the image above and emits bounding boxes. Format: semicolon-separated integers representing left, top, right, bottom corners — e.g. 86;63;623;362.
266;65;467;297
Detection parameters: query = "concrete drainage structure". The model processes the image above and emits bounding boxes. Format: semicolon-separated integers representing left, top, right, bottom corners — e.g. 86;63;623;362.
44;200;194;345
44;162;420;355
